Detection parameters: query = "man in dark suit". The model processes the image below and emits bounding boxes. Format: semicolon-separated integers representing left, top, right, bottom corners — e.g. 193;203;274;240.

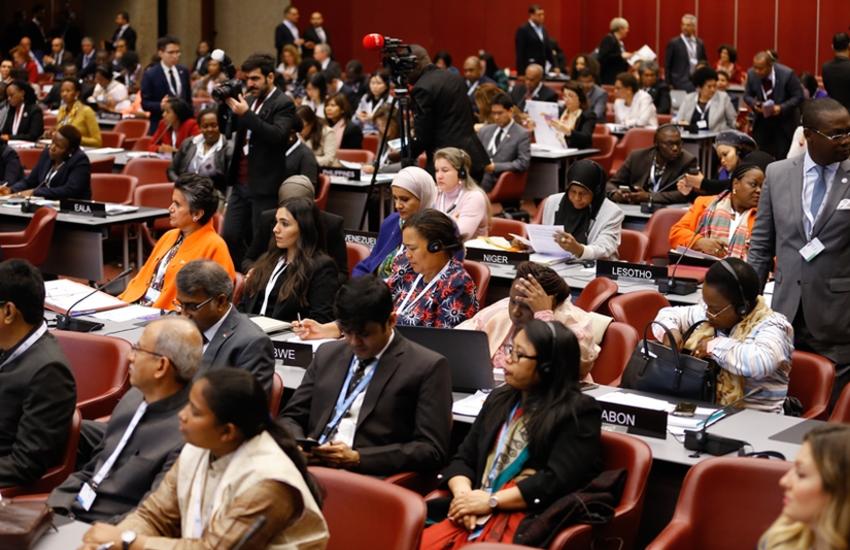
743;51;804;160
664;14;707;92
175;260;274;392
76;37;97;79
303;11;329;60
822;32;850;113
577;68;609;120
606;125;697;205
223;53;296;268
407;45;490;183
275;6;304;61
639;60;672;114
514;4;553;74
48;317;200;523
42;37;72;77
314;44;341;77
108;11;136;52
281;276;452;476
478;93;531;191
0;259;76;488
22;5;48;55
243;175;347;281
509;63;558;112
140;36;191;134
283;117;319;188
462;55;496;109
598;17;632;85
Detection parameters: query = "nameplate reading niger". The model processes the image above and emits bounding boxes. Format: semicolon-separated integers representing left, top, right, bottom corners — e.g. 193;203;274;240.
464;247;529;266
272;341;313;368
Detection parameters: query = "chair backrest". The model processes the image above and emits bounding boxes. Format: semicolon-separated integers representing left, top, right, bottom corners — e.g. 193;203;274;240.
346;242;370;276
134;182;175;231
52;330;132;419
269;372;284;416
644;207;687;264
574;276;619;313
463;259;490;305
131;136;153;151
489;217;526;239
589;134;618;174
90;156;116;174
315;173;331;210
100;131;126;148
310;466;426;550
362;134;380;154
551;431;653;550
618;229;650;264
608;290;671;340
0;206;58;266
91;174;138;205
488;171;528;204
337;148;375;164
788;350;835;419
114;119;150;140
592;321;640;386
657;114;673;125
593;123;610;136
829;383;850;423
609;128;657;176
122;157;172;185
232;271;246;305
17;147;44;170
646;457;789;550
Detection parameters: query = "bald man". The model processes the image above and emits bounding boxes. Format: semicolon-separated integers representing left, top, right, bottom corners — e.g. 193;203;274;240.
303;11;330;60
463;55;495;106
743;51;803;159
509;63;558;111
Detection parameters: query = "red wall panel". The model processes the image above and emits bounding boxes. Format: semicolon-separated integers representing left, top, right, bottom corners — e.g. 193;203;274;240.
577;0;620;58
659;0;698;62
621;1;658;59
734;0;776;70
818;0;850;73
777;0;818;75
695;0;736;64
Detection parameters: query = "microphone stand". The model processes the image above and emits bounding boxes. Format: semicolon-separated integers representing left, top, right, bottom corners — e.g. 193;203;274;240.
662;231;702;295
54;267;133;332
684;388;762;456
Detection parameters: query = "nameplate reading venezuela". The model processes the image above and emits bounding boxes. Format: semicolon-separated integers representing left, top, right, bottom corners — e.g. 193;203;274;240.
272;340;313;368
599;401;668;439
344;230;378;250
464;247;530;266
60;199;107;218
320;167;361;181
596;259;667;285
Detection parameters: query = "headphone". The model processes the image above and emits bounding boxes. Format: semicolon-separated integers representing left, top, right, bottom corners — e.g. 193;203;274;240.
455;150;470;180
427;239;461;253
536;321;558;377
718;259;750;317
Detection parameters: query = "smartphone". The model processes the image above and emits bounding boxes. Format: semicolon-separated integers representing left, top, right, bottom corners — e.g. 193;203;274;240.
672;402;697;417
296;438;320;451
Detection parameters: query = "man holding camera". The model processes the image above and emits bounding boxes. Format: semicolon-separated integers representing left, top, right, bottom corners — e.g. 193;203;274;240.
222;53;296;267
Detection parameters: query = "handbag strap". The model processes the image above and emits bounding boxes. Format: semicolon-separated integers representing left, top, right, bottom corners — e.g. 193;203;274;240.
681;320;712;347
641;321;684;364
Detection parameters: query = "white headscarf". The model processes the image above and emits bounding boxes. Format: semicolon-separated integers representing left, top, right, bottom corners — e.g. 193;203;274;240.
391;166;437;209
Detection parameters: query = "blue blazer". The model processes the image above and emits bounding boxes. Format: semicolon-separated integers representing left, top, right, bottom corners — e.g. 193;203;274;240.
353;211;402;278
12;148;91;200
140;63;192;133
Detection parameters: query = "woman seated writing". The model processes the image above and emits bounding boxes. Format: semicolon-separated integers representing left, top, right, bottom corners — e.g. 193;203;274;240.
5;125;91;200
168;107;234;192
434;147;490;240
457;261;599;380
238;196;338;323
120;174;235;310
533;159;624;260
81;368;329;549
652;258;793;413
759;424;850;550
421;320;602;548
148;97;200;154
545;81;597;149
53;77;102;147
669;153;771;260
352;166;436;278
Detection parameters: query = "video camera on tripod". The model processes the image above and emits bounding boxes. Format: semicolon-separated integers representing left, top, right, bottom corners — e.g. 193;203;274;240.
362;33;418;87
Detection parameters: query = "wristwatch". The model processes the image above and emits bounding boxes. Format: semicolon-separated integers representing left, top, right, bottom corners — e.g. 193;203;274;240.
121;530;137;550
488;494;500;511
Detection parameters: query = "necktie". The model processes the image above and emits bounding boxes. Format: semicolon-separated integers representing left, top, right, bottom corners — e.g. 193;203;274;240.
346;358;372;399
811;165;827;221
762;77;773;94
494;128;504;149
168;68;178;96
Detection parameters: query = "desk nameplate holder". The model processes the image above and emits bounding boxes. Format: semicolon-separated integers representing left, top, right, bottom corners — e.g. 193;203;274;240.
596;259;668;289
321;167;361;181
465;247;530;266
599;400;668;439
60;199;107;218
272;340;313;368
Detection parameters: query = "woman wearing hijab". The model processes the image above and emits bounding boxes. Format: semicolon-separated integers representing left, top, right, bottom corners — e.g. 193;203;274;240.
351;166;436;279
678;130;760;197
535;160;624;260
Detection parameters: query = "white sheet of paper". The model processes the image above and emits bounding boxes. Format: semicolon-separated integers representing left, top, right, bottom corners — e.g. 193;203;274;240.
338;160;362;169
525;224;573;258
44;279;128;313
452;390;490;416
92;304;162;322
525;100;564;150
628;44;657;66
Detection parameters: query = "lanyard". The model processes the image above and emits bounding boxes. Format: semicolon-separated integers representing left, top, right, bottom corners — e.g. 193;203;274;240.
319;356;378;444
43;161;65;188
0;323;47;371
12;105;24;135
368;96;385;115
260;259;287;316
649;160;660;192
396;262;450;316
485;402;521;491
694;102;709;121
285;137;301;157
244;88;277;155
438;189;464;215
90;402;148;488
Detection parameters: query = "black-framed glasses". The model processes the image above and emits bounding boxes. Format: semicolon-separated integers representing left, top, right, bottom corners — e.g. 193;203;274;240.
504;344;538;363
130;343;166;359
172;296;214;313
806;127;850;142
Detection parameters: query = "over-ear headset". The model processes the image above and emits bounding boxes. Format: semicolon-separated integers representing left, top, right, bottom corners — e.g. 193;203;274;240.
427;239;461;253
537;321;558;376
456;150;470;181
719;259;750;317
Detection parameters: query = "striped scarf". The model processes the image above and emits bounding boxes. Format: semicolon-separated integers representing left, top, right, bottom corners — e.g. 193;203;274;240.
696;191;753;260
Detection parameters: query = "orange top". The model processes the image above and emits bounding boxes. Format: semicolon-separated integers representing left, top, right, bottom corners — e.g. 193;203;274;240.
669;195;756;251
119;220;235;310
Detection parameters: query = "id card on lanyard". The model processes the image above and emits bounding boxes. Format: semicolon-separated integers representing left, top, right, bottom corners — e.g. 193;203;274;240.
396;262;450;318
318;357;377;444
243;88;277;156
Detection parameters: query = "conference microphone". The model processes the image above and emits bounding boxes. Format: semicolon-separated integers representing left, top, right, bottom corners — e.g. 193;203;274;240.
54;267;133;332
361;33;403;51
231;516;267;550
641;164;700;214
662;231;702;296
684;388;763;456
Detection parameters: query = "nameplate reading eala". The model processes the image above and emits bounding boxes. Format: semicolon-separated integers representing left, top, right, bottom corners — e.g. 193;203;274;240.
599;400;667;439
272;340;313;368
60;199;107;218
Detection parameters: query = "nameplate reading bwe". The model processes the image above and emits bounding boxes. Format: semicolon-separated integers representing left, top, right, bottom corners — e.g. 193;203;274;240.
599;401;668;439
60;199;107;218
272;341;313;368
596;259;667;284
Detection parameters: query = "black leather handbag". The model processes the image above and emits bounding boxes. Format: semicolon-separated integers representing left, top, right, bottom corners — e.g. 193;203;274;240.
621;321;718;403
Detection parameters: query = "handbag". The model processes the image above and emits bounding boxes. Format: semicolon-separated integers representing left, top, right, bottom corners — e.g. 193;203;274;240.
0;500;54;549
621;320;718;403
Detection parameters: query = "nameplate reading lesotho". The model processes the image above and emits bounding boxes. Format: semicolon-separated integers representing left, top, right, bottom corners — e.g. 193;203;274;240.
464;247;530;266
320;167;360;181
344;230;378;250
272;341;313;368
60;199;107;218
599;401;668;439
596;259;667;285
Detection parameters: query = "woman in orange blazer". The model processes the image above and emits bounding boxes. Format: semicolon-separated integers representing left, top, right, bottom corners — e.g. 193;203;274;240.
120;174;234;310
147;97;200;153
669;156;769;261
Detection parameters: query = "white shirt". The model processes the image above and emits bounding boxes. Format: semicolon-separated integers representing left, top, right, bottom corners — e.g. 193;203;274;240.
116;24;130;40
283;20;300;41
203;305;232;353
320;58;330;70
680;34;698;69
260;258;288;316
92;80;130;111
314;26;327;43
160;61;181;96
334;331;396;448
613;89;658;128
802;151;839;238
487;120;514;156
529;20;544;42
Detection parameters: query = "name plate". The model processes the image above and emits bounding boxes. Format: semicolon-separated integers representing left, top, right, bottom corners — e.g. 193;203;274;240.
60;199;107;218
599;401;668;439
98;111;122;121
272;340;313;368
344;230;378;250
596;259;667;284
321;167;361;181
465;247;530;266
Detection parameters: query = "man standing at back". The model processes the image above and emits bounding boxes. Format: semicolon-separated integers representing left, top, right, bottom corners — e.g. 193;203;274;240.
140;36;191;134
749;99;850;402
822;33;850;113
743;51;803;160
275;6;303;61
515;4;553;74
664;14;707;92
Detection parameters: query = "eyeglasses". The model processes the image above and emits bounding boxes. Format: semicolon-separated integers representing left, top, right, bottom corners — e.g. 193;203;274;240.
705;303;732;320
172;296;214;313
806;127;850;142
130;343;166;359
504;344;537;363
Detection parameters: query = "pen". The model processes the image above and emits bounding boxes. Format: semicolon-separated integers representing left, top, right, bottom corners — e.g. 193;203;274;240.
297;313;302;324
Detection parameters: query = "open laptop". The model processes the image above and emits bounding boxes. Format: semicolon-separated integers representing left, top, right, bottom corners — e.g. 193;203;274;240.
396;325;494;393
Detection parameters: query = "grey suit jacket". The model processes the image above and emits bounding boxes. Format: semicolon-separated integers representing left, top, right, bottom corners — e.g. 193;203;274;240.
48;387;187;523
749;155;850;363
674;91;737;132
477;122;531;191
199;307;275;392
